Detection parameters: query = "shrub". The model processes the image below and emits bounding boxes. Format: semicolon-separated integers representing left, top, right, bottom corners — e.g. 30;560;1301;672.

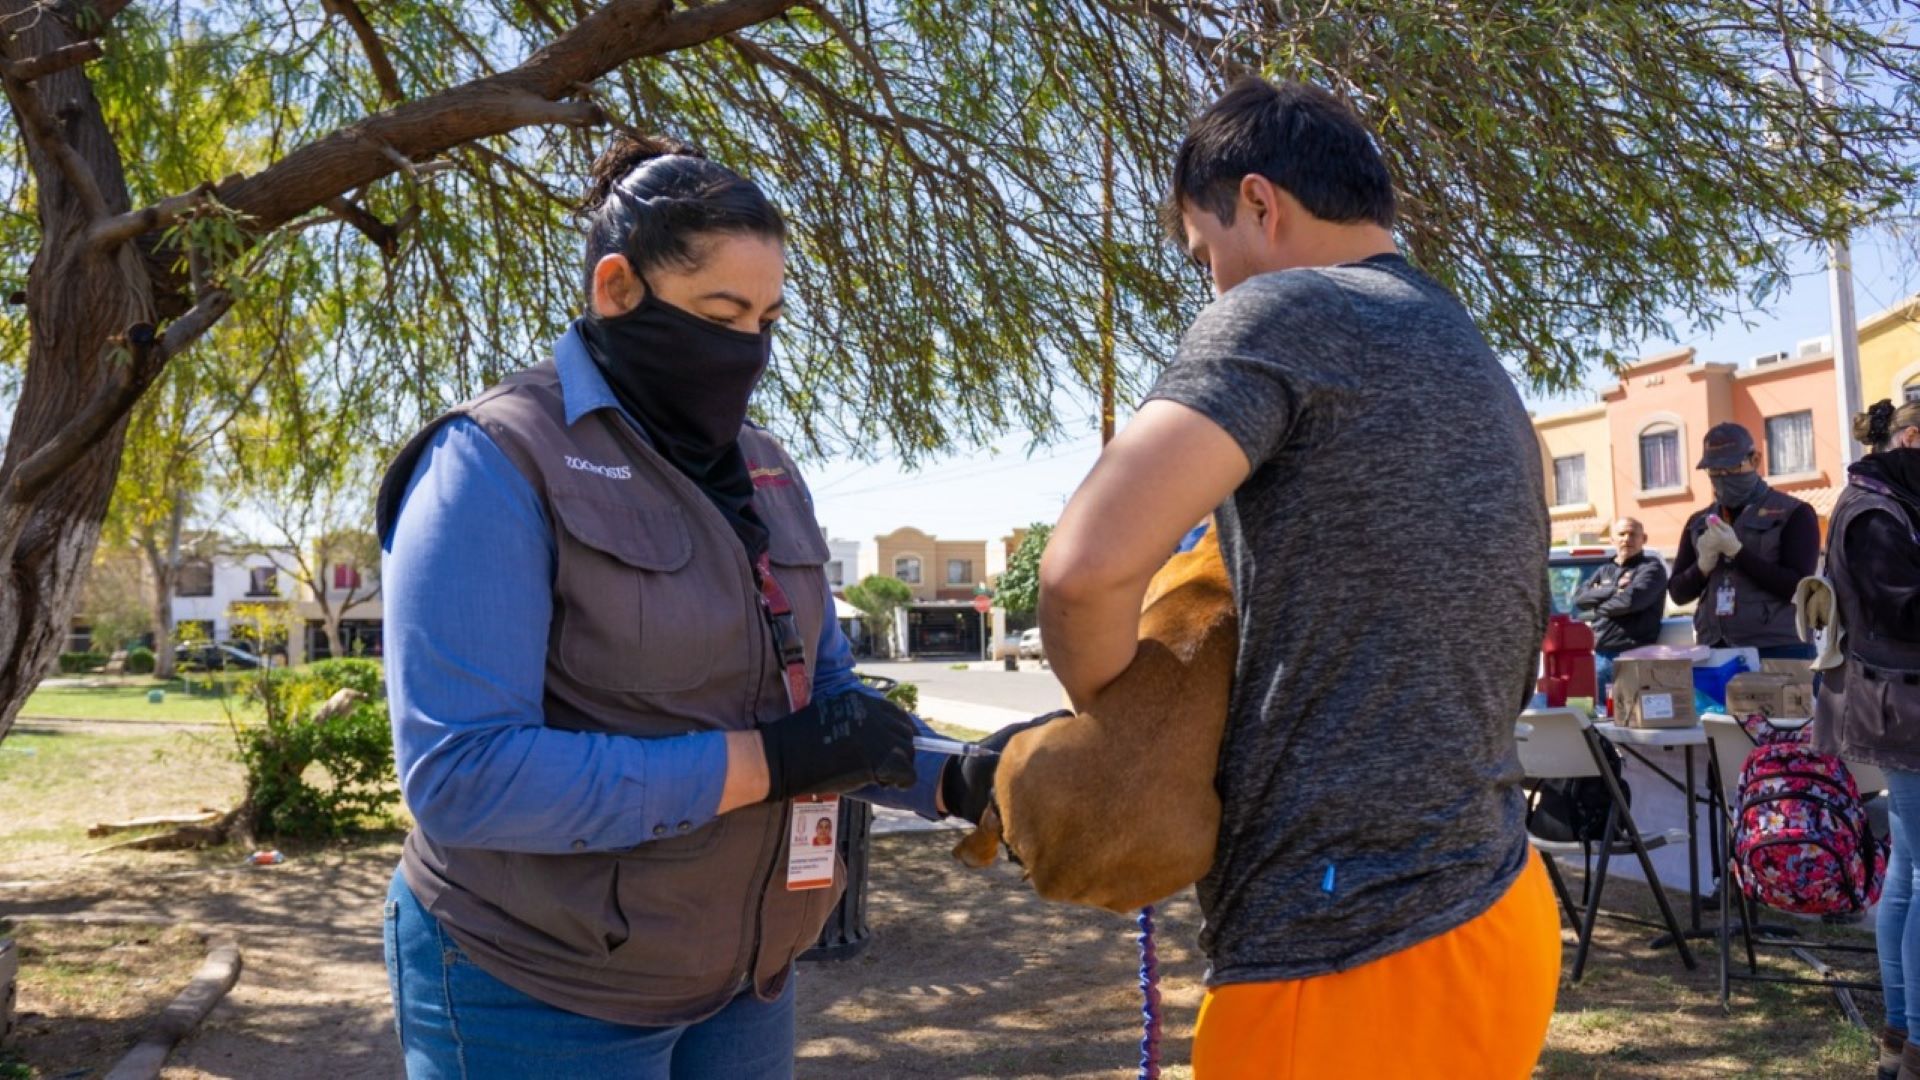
233;662;396;839
56;651;107;674
884;680;919;713
302;657;385;699
125;646;156;675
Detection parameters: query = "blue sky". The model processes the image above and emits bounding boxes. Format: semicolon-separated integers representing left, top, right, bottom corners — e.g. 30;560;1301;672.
809;227;1917;545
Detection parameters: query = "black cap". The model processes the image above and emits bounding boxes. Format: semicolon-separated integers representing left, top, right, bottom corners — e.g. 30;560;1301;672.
1696;422;1756;470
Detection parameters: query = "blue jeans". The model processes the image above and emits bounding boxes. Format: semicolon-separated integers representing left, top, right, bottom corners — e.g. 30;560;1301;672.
1880;771;1920;1035
383;869;796;1079
1595;652;1620;707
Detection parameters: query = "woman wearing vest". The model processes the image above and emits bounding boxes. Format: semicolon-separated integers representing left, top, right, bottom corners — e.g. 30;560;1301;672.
1814;400;1920;1080
1667;421;1821;661
375;137;1019;1078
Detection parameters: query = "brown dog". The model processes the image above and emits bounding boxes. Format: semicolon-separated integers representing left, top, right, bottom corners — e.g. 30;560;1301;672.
953;529;1236;913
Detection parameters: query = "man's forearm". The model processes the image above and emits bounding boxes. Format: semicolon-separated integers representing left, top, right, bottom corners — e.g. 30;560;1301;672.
1041;583;1148;711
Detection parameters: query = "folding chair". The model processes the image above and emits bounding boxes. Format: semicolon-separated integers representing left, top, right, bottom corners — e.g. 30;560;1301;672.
1701;713;1882;1012
1516;708;1696;981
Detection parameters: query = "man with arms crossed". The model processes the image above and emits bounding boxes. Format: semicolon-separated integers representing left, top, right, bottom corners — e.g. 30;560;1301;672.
1040;79;1559;1077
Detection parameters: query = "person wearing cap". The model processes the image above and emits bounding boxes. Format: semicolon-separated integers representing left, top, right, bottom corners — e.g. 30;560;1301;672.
1667;421;1820;659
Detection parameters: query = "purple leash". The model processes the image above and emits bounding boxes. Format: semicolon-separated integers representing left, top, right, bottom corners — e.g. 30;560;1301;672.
1138;905;1162;1079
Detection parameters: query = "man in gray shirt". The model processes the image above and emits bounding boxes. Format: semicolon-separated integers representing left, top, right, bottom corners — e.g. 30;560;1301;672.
1039;78;1557;1076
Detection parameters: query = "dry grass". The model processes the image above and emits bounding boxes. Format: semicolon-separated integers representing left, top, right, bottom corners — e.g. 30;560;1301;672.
0;729;245;865
0;919;208;1079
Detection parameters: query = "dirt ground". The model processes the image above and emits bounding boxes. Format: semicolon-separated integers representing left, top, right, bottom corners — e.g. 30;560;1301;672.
0;823;1888;1080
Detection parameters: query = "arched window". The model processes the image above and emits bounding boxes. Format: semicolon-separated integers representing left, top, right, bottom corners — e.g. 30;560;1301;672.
893;555;922;584
1905;378;1920;405
1639;423;1682;492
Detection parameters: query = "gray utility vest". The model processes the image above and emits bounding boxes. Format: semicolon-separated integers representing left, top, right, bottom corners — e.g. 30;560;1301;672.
1685;487;1807;649
1814;481;1920;774
374;361;840;1027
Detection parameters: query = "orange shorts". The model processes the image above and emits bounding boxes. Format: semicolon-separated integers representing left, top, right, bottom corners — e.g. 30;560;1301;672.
1192;850;1561;1080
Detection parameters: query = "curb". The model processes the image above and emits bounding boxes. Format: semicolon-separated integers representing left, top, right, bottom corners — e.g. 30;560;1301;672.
103;933;241;1080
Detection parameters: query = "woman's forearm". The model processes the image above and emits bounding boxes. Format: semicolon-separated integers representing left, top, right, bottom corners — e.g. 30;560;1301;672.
717;730;771;814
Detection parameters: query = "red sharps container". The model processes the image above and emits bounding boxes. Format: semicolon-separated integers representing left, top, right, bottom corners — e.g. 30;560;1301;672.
1537;614;1597;708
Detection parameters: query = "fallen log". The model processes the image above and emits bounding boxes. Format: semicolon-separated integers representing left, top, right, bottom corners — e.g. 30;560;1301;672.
87;809;223;838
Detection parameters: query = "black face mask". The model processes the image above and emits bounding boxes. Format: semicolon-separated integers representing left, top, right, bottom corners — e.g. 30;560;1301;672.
577;292;774;562
579;291;771;466
1711;471;1766;511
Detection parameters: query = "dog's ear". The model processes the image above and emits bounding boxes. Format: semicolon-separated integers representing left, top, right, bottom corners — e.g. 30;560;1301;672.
952;803;1004;868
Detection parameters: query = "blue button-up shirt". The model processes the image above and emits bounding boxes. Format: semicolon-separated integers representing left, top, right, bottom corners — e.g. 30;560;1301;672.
382;329;946;853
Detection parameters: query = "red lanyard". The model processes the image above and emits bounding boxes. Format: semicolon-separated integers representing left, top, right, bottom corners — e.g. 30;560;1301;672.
754;551;811;711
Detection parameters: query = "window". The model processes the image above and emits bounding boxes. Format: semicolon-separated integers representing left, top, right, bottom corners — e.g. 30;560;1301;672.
893;555;922;584
1639;425;1682;491
1551;455;1587;507
826;561;844;587
247;567;279;597
177;559;214;598
333;563;363;591
946;559;973;585
1906;380;1920;405
1765;410;1816;475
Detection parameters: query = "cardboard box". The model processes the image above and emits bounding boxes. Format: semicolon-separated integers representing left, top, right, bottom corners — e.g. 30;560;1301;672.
1761;657;1816;680
1615;657;1699;728
1726;671;1815;720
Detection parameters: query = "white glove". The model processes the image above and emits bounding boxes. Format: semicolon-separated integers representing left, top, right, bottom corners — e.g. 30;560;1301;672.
1794;576;1835;641
1695;528;1724;574
1706;519;1743;561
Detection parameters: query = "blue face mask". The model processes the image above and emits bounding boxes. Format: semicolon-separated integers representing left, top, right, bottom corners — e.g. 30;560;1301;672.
1711;471;1765;510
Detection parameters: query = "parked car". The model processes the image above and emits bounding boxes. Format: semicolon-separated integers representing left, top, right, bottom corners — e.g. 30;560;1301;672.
1018;627;1044;659
1547;545;1693;646
174;642;266;671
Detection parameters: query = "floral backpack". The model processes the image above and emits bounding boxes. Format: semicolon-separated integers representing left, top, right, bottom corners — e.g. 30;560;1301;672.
1730;713;1887;916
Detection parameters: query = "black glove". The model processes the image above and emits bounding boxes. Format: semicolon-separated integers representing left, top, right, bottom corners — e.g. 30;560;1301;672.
940;709;1073;825
761;691;919;802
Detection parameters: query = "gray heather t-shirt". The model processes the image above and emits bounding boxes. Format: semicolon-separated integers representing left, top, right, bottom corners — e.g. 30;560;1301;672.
1146;253;1548;985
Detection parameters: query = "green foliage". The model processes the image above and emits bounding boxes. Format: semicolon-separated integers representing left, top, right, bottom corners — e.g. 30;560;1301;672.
301;658;385;699
884;681;919;713
124;647;156;676
995;524;1053;615
232;661;396;839
56;652;107;675
844;575;914;656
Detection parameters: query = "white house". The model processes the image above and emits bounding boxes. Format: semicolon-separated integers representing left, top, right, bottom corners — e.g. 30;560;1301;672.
171;546;381;663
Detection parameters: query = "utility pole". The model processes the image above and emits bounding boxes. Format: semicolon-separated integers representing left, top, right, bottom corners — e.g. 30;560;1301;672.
1819;9;1865;464
1099;129;1117;447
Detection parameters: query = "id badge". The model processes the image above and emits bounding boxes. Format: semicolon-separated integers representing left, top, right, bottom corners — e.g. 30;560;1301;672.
786;795;838;891
1715;583;1737;618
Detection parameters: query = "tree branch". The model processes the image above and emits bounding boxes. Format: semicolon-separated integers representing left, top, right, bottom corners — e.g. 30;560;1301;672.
87;182;215;251
320;0;404;106
210;0;800;236
0;68;108;218
2;40;103;83
4;281;239;507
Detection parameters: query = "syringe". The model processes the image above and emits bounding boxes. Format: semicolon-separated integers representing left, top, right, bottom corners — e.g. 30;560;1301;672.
912;735;998;759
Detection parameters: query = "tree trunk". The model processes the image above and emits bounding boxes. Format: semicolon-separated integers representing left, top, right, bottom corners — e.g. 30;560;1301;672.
323;611;345;664
0;6;153;742
140;497;183;680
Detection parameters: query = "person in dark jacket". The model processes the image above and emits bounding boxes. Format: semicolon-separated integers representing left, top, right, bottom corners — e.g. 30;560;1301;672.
1574;517;1668;695
1668;422;1820;659
1813;399;1920;1080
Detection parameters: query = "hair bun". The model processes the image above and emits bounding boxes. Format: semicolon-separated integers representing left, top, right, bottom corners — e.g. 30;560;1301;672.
582;134;707;212
1855;398;1897;447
